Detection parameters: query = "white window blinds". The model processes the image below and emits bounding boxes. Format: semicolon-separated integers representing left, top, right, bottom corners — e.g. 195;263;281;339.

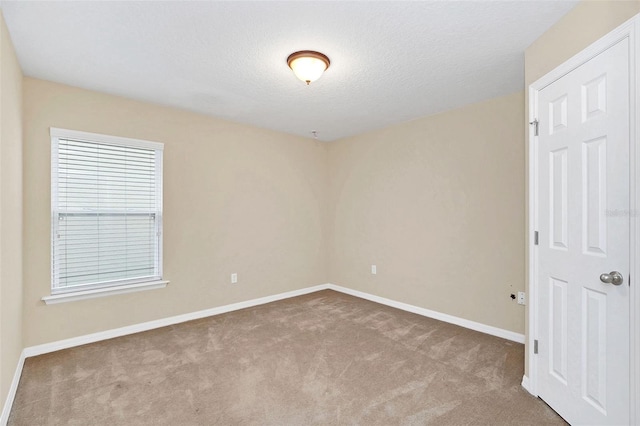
51;128;163;293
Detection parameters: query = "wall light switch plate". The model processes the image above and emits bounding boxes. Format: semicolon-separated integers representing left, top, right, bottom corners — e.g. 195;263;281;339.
517;291;526;305
231;273;238;284
371;265;377;275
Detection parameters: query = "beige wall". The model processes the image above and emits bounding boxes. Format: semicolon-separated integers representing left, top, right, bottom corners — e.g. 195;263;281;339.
0;11;23;406
23;78;328;347
327;91;526;334
523;0;640;376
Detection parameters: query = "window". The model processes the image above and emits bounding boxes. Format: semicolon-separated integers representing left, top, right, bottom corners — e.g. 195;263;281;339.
50;128;164;297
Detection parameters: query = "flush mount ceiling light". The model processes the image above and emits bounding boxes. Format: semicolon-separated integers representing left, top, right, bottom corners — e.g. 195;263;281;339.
287;50;330;85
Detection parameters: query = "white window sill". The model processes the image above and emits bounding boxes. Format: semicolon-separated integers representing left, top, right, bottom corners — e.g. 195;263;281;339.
42;280;169;305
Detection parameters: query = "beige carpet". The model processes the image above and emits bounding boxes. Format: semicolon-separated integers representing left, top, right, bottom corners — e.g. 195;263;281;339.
9;290;564;425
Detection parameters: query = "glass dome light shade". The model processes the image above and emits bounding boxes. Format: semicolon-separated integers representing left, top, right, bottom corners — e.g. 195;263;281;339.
287;51;330;85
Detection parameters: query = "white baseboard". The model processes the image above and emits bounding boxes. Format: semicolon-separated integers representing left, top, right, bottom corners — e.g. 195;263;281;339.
1;349;26;426
22;282;526;358
521;375;535;396
3;282;525;423
24;284;330;357
327;284;526;344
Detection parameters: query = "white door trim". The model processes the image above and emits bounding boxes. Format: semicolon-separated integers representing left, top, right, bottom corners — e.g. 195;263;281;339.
526;14;640;424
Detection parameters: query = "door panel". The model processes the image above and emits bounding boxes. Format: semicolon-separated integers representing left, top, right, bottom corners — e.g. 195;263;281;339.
549;276;568;384
582;137;607;256
582;287;607;414
536;38;629;425
550;148;568;250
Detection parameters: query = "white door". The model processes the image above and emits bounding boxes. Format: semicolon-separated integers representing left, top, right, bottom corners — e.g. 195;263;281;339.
536;38;630;425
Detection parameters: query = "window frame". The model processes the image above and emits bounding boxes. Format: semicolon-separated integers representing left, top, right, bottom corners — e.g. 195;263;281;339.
48;128;165;301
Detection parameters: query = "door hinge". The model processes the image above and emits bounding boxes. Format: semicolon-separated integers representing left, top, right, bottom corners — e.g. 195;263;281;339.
534;339;539;354
534;231;539;246
530;119;539;136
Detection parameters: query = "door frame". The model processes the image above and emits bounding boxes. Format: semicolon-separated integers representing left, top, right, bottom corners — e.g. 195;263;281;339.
526;14;640;424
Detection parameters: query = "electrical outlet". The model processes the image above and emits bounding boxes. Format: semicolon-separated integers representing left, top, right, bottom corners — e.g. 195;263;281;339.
231;273;238;284
371;265;377;275
517;292;526;305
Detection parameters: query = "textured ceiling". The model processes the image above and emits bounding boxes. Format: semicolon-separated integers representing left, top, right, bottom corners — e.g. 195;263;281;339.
0;1;577;141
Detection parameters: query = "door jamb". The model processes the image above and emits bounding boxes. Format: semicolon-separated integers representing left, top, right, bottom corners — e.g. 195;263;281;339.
526;14;640;424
